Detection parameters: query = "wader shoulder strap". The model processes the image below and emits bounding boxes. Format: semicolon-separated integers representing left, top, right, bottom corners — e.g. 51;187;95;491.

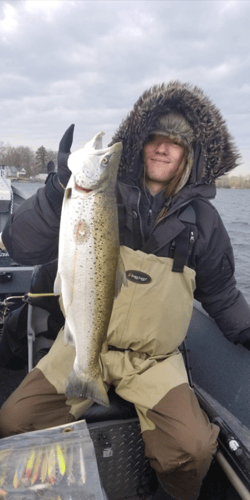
172;204;196;273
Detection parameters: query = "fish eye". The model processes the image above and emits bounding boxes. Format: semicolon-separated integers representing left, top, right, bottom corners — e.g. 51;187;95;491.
102;156;109;165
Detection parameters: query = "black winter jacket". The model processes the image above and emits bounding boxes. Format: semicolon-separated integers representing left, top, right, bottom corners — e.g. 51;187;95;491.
2;171;250;345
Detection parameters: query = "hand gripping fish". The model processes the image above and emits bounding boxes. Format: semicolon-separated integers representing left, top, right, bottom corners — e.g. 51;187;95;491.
54;131;125;406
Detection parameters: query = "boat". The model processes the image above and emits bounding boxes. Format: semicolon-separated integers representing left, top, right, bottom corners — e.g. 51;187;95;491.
0;173;250;499
0;167;44;300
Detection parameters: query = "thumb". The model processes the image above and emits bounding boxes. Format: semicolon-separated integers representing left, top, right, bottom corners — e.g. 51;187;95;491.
59;124;75;153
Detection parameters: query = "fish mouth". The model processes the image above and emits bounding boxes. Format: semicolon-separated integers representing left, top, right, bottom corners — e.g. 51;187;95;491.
74;181;92;193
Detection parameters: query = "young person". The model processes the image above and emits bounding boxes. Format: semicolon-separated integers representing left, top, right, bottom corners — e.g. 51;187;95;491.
1;81;250;500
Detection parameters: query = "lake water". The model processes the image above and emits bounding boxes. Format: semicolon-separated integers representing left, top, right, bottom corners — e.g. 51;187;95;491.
211;189;250;305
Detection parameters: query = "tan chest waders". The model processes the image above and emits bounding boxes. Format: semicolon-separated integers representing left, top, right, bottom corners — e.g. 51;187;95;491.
107;245;196;356
36;245;196;420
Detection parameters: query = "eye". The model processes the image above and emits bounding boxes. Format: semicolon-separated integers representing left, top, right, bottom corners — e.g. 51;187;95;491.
102;156;109;165
145;134;156;145
172;139;183;147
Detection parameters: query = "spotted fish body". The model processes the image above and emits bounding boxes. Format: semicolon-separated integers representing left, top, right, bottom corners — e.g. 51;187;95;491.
54;132;124;406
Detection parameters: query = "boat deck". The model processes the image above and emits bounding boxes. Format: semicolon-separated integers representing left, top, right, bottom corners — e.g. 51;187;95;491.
0;363;243;500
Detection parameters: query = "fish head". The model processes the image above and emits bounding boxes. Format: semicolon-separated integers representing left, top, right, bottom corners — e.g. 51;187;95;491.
68;132;123;192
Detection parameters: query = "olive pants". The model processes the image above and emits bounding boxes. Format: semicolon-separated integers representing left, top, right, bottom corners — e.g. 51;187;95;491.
0;335;219;500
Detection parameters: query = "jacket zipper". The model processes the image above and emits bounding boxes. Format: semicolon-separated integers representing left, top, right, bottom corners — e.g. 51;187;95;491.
189;230;195;254
136;188;145;244
147;209;152;227
118;181;194;242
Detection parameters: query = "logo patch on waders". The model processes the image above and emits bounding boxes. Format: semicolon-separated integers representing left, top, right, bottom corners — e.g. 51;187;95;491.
126;270;152;284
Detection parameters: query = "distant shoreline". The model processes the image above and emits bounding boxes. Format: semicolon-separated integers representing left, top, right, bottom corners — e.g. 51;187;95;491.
216;177;250;189
217;186;250;189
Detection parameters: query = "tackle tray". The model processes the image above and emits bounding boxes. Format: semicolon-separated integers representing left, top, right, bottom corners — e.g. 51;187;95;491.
0;420;105;500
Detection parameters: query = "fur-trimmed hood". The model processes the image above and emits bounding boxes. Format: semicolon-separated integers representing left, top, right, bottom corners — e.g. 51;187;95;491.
110;81;241;184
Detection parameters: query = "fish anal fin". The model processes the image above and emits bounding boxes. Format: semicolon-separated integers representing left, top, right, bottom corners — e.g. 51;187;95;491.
101;339;108;354
64;321;74;346
65;370;109;407
114;254;127;298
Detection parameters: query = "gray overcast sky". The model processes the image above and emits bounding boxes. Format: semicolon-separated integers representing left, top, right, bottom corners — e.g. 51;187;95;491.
1;0;250;174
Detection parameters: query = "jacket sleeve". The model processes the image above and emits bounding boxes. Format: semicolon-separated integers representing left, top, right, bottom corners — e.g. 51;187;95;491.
1;173;63;266
192;199;250;344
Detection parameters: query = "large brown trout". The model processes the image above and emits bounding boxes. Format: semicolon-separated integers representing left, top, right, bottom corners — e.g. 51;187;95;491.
54;132;124;406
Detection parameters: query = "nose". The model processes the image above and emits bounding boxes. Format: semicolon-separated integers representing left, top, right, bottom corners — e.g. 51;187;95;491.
155;140;169;154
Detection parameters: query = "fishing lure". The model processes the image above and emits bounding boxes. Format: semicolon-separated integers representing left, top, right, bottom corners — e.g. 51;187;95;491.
40;448;49;484
66;445;75;486
30;449;43;485
48;446;56;485
0;468;6;489
13;468;19;489
78;446;86;485
0;450;10;489
24;449;35;480
29;482;52;491
13;453;27;488
56;445;66;477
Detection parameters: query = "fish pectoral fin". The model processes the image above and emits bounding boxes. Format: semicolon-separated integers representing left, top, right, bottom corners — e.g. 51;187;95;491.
53;272;61;296
114;254;128;298
65;370;109;407
64;321;75;346
65;187;72;200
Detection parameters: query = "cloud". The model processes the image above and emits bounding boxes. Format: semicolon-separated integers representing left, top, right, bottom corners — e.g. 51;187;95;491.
0;0;249;175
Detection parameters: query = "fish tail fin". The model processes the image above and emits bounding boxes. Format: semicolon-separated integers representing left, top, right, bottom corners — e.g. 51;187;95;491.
65;369;109;407
114;254;127;298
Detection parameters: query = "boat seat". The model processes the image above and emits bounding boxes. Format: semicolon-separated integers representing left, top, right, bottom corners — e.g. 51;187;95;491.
26;260;64;371
27;304;53;371
79;385;138;423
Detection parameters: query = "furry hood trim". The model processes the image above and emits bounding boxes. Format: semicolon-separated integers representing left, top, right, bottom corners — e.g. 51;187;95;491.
110;81;241;182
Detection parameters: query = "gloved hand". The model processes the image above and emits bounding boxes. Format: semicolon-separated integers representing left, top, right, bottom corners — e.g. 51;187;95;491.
235;327;250;351
0;232;6;251
57;124;75;189
242;339;250;351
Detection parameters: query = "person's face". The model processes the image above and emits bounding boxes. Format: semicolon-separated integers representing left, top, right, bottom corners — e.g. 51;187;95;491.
143;135;186;194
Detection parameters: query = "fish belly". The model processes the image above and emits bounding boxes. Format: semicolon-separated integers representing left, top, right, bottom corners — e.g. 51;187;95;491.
55;189;119;406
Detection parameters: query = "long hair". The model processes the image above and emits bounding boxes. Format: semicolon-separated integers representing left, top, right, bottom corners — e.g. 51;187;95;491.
163;146;188;198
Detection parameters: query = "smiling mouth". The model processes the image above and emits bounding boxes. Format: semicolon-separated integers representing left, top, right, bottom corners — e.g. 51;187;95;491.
151;158;170;164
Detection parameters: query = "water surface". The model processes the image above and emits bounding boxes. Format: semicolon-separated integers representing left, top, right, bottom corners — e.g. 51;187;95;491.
211;189;250;305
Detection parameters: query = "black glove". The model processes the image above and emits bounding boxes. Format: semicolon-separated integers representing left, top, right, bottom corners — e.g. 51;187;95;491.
234;327;250;351
243;340;250;351
45;124;75;212
57;124;75;189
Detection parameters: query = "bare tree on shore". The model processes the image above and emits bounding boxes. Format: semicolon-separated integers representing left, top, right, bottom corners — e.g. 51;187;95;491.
0;140;57;177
